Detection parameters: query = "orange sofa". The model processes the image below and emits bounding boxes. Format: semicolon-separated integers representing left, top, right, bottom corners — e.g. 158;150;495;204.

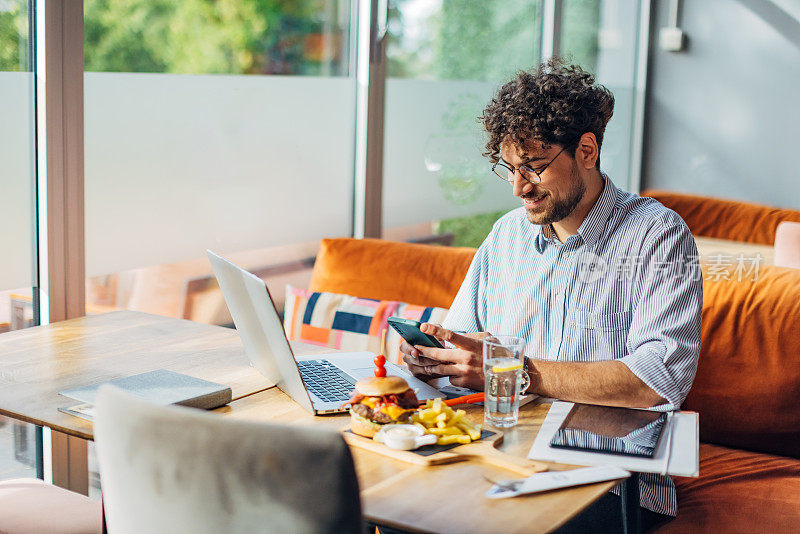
641;190;800;245
309;237;800;532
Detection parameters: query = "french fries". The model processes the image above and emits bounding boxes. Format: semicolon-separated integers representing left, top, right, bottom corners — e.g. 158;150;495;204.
427;426;462;436
412;399;482;445
436;434;472;445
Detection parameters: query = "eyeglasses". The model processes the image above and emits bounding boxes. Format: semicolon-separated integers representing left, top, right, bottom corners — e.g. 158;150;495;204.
491;147;566;185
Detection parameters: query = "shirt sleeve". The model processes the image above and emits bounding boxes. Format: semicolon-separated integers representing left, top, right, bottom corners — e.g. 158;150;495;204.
618;218;703;411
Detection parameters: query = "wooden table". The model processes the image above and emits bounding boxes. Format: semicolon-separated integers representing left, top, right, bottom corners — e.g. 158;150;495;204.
0;311;619;533
223;387;620;533
0;311;269;440
0;311;270;491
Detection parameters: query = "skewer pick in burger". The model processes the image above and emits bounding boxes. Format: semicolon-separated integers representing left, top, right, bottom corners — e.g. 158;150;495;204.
346;376;419;438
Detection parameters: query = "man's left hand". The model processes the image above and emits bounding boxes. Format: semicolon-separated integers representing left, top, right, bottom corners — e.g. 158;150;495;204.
407;324;489;391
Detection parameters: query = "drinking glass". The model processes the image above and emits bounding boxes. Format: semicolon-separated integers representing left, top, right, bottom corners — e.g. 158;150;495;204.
483;335;530;428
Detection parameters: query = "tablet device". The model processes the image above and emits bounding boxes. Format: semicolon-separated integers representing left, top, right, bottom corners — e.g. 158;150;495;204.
549;403;667;458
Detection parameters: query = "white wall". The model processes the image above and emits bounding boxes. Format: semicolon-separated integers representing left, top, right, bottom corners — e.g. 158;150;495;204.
643;0;800;209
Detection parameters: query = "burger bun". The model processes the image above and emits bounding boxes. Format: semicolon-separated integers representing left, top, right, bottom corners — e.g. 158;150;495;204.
354;376;410;396
350;412;383;438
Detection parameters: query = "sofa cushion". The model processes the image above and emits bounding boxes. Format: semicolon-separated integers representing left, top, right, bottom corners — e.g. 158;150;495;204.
642;190;800;245
284;285;448;364
308;238;476;309
686;265;800;458
653;443;800;533
774;221;800;269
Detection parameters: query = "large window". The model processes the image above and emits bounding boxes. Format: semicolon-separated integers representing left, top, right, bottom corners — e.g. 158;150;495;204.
382;0;644;247
81;0;359;498
562;0;601;71
79;0;646;322
382;0;542;247
0;0;40;481
563;0;643;190
83;0;357;326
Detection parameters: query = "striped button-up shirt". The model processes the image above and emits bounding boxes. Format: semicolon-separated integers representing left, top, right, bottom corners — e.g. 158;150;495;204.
442;175;702;516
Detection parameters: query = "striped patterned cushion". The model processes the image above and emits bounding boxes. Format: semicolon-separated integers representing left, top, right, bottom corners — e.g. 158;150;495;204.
284;285;449;365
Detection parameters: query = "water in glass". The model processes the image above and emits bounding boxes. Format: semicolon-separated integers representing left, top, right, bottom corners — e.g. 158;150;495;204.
484;357;526;427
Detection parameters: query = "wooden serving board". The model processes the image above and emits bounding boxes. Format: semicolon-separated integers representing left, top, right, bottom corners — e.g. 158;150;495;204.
343;428;547;477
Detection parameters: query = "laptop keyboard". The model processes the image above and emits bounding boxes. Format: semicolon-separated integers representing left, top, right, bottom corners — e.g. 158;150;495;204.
296;360;358;403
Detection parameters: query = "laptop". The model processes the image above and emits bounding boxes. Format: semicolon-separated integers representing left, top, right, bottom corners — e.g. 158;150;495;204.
207;250;445;415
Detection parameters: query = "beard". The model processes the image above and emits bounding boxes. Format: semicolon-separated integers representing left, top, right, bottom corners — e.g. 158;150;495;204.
523;163;586;226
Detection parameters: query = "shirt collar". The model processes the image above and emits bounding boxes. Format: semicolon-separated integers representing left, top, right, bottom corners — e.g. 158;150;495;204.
533;173;618;254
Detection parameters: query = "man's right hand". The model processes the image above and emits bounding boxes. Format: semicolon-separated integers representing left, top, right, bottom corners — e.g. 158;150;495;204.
400;334;449;379
400;324;489;389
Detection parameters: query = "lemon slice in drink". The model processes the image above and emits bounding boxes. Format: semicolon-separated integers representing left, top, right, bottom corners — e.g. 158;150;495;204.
492;362;523;373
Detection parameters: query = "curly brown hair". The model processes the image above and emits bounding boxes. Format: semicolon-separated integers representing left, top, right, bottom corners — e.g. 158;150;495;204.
480;58;615;170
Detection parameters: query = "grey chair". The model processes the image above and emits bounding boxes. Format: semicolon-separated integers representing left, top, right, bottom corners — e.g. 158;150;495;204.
94;386;362;534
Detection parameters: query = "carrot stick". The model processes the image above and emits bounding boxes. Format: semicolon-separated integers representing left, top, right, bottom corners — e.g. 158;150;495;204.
444;393;484;406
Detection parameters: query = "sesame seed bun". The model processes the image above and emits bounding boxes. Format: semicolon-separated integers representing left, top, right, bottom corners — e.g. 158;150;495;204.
354;376;410;396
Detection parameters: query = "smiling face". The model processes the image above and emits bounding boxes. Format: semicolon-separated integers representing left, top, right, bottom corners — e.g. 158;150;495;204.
500;138;587;226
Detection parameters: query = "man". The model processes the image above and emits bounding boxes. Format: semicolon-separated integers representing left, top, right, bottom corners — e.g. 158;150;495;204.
400;59;702;531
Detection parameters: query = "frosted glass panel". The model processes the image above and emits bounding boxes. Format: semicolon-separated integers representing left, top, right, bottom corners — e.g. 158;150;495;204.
562;0;640;192
596;86;634;189
383;0;542;245
382;79;518;230
84;73;355;277
0;72;34;290
0;1;39;484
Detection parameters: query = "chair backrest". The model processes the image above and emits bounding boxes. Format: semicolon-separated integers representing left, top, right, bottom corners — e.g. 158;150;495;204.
94;387;362;534
642;190;800;245
774;221;800;269
309;238;476;309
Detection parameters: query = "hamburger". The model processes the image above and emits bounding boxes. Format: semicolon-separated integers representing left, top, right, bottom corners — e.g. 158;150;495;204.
346;376;420;438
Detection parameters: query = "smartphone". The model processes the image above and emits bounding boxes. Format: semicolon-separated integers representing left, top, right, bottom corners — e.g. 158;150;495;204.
387;316;445;349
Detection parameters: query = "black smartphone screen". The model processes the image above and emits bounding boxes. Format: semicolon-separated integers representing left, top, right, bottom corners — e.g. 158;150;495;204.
387;317;444;349
550;403;668;458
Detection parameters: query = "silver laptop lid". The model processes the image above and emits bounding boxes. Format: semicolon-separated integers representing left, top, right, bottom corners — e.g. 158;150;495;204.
207;250;314;414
